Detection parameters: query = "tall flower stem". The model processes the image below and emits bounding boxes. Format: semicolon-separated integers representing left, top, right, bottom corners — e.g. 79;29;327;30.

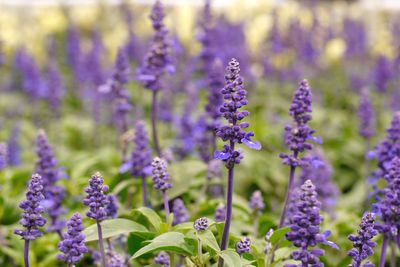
218;142;235;267
162;190;170;222
141;174;149;207
380;236;389;267
24;240;30;267
151;90;161;156
278;152;298;228
96;221;106;267
391;242;396;267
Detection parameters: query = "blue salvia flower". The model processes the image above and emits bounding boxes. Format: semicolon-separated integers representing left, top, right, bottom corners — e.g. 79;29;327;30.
0;143;7;171
372;55;392;93
57;213;88;265
83;172;110;221
83;172;109;266
285;180;337;267
368;112;400;184
280;79;320;167
348;212;377;267
151;157;172;192
249;190;265;216
137;0;173;91
122;120;152;177
194;217;209;231
172;198;188;226
36;130;66;233
14;173;46;267
111;48;132;135
214;58;261;167
358;88;375;139
46;62;64;116
154;251;170;267
374;157;400;239
198;0;214;69
105;195;119;219
66;24;82;82
236;237;251;256
152;157;172;221
7;124;21;167
14;173;47;240
214;203;226;222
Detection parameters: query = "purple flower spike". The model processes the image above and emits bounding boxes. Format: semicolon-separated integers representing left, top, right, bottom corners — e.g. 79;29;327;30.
7;124;21;167
280;79;317;166
375;157;400;239
249;190;265;215
214;203;226;222
194;217;209;231
358;88;375;139
172;198;189;226
137;0;173;91
83;172;110;221
348;212;377;267
285;180;334;267
372;55;392;93
57;213;88;265
128;121;153;177
215;59;261;165
151;157;172;191
154;251;170;267
110;47;132;135
36;130;66;233
14;173;47;240
370;112;400;185
236;237;251;256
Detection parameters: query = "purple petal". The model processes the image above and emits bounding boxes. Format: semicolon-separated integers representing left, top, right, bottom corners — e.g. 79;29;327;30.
241;138;262;150
308;135;323;144
324;240;339;250
322;230;331;238
365;150;376;160
143;166;152;176
214;150;231;160
119;162;131;174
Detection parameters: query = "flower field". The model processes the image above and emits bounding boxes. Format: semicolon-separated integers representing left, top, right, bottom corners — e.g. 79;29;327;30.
0;0;400;266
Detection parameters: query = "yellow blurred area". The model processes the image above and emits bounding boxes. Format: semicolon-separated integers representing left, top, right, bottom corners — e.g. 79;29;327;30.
0;1;395;60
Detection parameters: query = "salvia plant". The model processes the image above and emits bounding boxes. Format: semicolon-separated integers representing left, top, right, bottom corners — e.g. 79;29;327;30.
214;58;261;266
14;174;46;267
83;172;110;267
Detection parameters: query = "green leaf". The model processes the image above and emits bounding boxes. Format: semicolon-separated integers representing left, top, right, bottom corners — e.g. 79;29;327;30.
270;227;290;246
219;250;242;267
197;230;220;253
133;207;162;233
274;247;294;261
83;218;151;242
131;232;195;259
